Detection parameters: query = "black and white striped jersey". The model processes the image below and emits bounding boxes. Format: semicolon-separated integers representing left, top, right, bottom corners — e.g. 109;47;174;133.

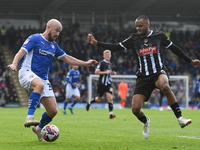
120;30;172;76
96;59;112;86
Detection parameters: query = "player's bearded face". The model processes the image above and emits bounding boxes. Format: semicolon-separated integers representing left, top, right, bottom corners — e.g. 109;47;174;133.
48;29;59;42
139;27;148;36
48;32;54;42
48;28;59;42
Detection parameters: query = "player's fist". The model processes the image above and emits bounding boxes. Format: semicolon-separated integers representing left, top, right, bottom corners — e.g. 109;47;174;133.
87;34;97;45
112;71;117;75
7;64;17;72
191;59;200;67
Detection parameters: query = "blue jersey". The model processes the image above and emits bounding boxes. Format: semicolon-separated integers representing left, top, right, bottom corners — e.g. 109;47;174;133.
21;34;66;80
66;69;80;89
194;77;200;93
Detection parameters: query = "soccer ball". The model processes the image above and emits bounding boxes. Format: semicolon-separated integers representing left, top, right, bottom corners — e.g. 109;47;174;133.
41;124;59;142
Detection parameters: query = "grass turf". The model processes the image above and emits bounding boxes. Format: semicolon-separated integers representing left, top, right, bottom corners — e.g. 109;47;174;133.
0;107;199;150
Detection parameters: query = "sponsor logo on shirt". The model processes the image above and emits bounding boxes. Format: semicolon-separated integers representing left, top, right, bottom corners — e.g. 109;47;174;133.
73;75;79;78
139;46;157;56
39;49;55;56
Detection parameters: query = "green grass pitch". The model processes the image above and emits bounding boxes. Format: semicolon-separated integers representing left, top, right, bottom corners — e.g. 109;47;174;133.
0;107;199;150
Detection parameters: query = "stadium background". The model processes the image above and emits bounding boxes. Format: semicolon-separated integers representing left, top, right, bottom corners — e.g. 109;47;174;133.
0;0;200;109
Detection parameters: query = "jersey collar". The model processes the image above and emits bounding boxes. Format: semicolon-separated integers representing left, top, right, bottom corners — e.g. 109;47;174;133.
103;59;110;63
40;34;51;43
147;30;153;37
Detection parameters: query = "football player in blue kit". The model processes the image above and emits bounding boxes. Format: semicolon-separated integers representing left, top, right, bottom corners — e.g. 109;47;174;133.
63;65;80;114
7;19;97;142
194;76;200;110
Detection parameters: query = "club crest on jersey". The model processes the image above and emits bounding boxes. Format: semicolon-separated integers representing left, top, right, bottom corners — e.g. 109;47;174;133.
29;74;34;78
51;45;55;49
144;38;148;43
144;38;148;47
108;64;111;69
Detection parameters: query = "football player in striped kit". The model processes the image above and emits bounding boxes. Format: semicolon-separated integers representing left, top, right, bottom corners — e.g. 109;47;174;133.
87;15;200;139
86;50;117;119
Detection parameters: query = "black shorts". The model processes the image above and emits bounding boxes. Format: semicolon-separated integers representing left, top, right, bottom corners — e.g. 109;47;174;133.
134;70;169;101
97;83;113;97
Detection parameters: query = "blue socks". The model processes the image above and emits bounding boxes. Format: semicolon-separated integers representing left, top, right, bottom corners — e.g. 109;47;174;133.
39;112;52;129
64;100;78;110
27;92;41;115
63;101;68;110
71;100;77;107
197;102;200;109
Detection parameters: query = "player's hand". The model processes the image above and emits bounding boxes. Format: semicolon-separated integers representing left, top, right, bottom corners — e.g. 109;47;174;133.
7;64;17;72
105;70;112;74
85;59;98;67
73;83;80;88
190;59;200;67
87;34;97;45
112;71;117;75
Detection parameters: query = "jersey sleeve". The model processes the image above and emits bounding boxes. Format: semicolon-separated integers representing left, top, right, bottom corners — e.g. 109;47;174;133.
96;62;101;71
120;34;134;50
54;43;66;59
99;62;105;71
161;31;172;48
21;35;36;53
66;71;73;85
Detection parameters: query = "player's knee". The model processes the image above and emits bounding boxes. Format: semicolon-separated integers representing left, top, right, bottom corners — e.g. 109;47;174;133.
53;108;58;116
66;98;70;102
95;97;102;102
160;83;170;94
49;108;58;118
35;82;45;92
76;97;80;101
132;105;140;115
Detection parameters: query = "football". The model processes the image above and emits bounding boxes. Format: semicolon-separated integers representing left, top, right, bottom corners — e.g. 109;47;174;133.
41;124;59;142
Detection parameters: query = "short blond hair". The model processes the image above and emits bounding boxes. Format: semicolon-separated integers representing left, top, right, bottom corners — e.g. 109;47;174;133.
103;50;111;55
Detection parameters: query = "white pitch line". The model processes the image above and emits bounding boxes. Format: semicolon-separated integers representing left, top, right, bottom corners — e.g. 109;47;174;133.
178;136;200;140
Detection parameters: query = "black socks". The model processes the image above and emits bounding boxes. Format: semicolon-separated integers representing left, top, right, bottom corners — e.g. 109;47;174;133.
170;102;182;118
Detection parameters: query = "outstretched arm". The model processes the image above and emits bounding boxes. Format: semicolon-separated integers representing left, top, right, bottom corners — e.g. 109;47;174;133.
169;44;200;67
95;69;112;75
7;49;26;72
87;33;124;52
60;54;98;67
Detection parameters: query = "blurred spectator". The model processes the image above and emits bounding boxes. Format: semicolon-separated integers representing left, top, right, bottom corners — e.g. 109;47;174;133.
0;25;7;46
0;92;6;106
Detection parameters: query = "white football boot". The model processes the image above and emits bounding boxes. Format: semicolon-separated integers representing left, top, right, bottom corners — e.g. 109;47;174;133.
32;126;46;142
24;116;40;128
177;117;192;128
143;118;150;139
